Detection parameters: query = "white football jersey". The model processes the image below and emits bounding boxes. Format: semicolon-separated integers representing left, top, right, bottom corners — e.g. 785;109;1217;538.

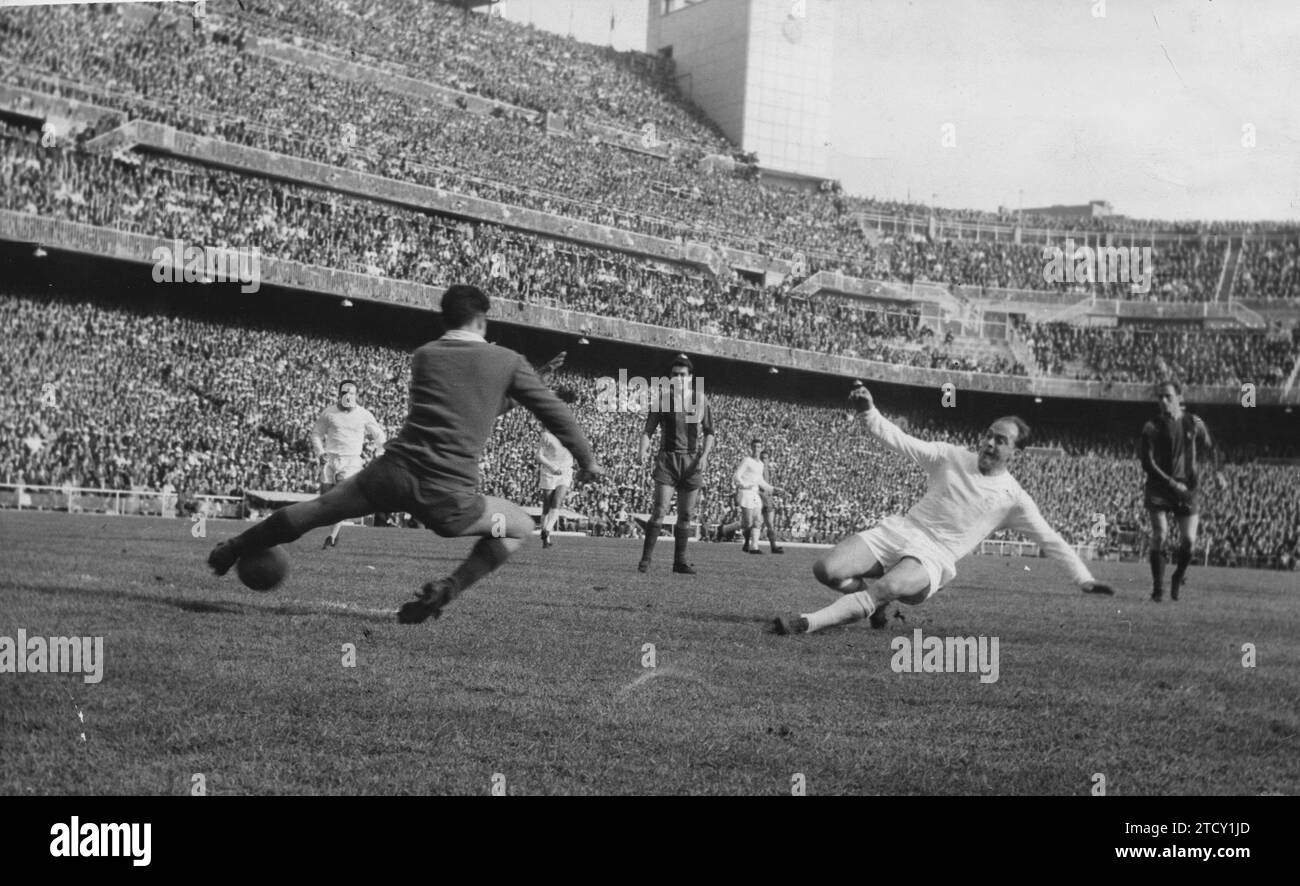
313;404;385;457
734;456;770;492
863;409;1092;584
537;430;574;473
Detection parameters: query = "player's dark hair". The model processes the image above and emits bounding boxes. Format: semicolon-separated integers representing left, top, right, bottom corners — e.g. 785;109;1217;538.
441;284;491;329
1156;380;1182;396
338;379;358;394
997;415;1031;449
668;353;693;374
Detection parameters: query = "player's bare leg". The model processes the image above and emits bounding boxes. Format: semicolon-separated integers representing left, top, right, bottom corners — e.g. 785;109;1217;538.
540;484;569;549
399;496;533;624
1169;513;1199;601
773;536;882;634
775;547;929;635
638;483;675;572
1147;508;1168;601
812;536;896;629
741;508;762;554
209;476;377;574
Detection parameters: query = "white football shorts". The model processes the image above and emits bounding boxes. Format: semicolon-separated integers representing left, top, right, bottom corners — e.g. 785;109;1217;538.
855;514;956;600
539;468;573;491
737;487;762;510
322;454;365;486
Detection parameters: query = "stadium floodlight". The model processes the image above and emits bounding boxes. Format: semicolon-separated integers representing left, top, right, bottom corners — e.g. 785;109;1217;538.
341;299;354;308
577;337;589;345
769;367;779;374
34;246;47;258
1034;397;1043;403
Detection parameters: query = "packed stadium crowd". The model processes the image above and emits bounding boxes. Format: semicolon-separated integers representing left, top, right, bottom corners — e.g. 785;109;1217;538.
231;0;731;150
857;198;1300;237
3;1;1298;303
0;123;1023;372
882;236;1223;302
1025;323;1299;387
3;290;1297;569
0;4;865;263
8;122;1298;385
1235;239;1300;302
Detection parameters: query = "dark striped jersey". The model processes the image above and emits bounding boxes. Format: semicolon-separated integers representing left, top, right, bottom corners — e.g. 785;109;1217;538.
1138;412;1214;492
643;389;715;454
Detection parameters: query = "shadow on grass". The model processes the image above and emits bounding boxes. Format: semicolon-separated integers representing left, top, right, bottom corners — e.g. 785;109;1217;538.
8;581;398;624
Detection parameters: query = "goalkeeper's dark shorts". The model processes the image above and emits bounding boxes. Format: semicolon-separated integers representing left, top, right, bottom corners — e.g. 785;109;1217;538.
1144;483;1201;517
353;455;486;537
653;451;704;491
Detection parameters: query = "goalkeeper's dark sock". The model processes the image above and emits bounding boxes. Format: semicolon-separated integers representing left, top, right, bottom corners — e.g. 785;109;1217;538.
232;508;302;555
1171;542;1193;584
1148;548;1165;589
640;523;662;564
673;523;690;565
449;537;511;594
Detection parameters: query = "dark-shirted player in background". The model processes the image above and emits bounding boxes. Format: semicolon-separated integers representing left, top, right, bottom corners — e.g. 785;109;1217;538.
1139;380;1227;602
208;284;603;622
637;354;715;574
758;448;785;554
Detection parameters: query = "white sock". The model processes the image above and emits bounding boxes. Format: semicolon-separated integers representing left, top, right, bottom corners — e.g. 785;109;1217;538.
329;522;342;540
803;590;875;633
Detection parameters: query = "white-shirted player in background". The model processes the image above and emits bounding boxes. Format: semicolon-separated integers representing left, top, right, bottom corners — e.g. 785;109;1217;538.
771;382;1114;635
538;388;578;548
735;438;782;554
312;380;387;549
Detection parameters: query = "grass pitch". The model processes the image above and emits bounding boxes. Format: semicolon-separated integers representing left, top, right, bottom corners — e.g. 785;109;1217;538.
1;511;1296;795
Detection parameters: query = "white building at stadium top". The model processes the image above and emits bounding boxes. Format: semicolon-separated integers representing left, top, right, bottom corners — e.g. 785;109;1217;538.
648;0;834;179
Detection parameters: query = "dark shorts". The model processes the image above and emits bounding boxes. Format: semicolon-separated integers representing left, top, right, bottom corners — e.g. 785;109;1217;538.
653;451;704;491
353;455;486;537
1144;485;1200;517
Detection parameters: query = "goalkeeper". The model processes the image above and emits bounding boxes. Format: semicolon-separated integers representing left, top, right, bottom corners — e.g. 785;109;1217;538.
771;382;1116;636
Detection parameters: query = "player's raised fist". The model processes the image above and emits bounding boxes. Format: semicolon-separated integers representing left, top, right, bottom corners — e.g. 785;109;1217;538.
849;381;873;413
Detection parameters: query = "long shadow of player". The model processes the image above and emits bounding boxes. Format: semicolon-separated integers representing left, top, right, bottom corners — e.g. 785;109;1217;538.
17;582;396;624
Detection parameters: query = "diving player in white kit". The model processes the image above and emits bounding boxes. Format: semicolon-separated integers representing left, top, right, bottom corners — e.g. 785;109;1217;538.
771;382;1115;635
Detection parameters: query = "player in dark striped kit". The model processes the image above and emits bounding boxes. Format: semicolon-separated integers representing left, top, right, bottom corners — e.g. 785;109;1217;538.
1138;381;1226;602
637;354;715;574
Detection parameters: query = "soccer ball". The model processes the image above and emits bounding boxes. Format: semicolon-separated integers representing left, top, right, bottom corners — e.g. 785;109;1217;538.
236;546;290;592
